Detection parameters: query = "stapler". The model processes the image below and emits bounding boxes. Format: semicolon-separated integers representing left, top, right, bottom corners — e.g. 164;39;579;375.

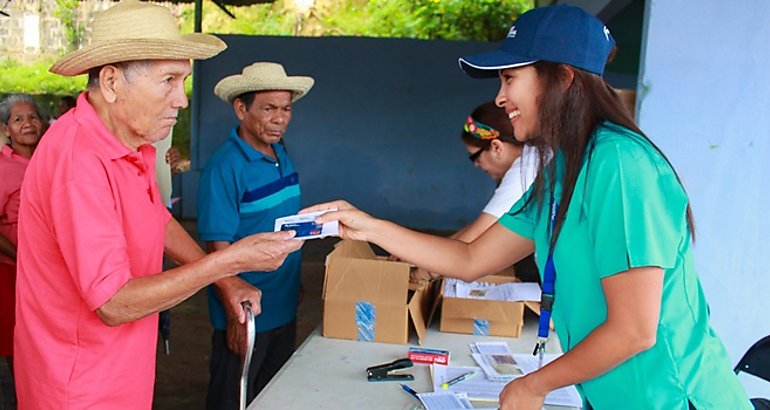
366;358;414;382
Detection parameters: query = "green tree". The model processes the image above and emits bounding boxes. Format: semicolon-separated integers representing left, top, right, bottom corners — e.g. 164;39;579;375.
321;0;531;41
54;0;85;52
181;0;532;41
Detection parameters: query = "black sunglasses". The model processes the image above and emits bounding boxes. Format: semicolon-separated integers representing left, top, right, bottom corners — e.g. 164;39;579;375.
468;146;487;163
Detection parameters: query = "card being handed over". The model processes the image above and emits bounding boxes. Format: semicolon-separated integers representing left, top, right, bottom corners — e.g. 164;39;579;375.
273;210;340;240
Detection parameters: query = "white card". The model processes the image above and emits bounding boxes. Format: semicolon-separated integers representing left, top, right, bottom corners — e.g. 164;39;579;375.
273;210;340;240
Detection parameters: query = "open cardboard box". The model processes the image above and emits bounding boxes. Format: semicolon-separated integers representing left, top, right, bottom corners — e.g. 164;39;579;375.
433;273;527;338
321;240;439;345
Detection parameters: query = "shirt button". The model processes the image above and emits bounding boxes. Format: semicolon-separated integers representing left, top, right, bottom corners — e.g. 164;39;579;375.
275;163;279;167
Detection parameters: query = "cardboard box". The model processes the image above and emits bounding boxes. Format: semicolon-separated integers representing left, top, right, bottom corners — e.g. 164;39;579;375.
437;274;525;338
322;240;438;345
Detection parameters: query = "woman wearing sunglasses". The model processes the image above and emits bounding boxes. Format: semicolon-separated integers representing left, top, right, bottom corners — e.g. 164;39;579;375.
459;101;537;241
412;101;538;283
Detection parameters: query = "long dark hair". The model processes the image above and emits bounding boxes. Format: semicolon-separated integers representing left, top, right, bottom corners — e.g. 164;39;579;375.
519;61;695;248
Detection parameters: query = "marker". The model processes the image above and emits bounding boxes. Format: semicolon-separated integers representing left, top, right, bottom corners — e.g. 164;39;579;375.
441;371;475;389
400;383;420;401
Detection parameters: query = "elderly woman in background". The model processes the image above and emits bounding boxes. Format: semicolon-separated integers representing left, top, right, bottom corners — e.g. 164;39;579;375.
0;94;44;373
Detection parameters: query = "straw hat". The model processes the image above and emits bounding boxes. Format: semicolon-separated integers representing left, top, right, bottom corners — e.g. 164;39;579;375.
214;62;315;104
50;0;226;76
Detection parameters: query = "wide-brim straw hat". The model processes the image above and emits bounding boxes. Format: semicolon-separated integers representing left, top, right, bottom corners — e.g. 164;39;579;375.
50;0;226;76
214;62;315;104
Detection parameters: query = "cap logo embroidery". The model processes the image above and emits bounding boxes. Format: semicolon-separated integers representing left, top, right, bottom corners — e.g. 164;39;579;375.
507;26;517;38
604;26;611;41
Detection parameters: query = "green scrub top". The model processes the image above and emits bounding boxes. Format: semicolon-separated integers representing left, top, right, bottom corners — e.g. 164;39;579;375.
500;122;750;410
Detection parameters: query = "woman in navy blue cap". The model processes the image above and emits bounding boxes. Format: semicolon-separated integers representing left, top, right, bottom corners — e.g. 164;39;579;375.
307;4;751;409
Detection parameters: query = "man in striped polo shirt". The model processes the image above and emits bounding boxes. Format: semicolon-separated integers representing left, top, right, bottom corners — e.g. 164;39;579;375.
197;62;314;410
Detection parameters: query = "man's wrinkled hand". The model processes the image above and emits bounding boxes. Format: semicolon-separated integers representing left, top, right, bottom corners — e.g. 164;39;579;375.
227;230;303;273
217;279;261;356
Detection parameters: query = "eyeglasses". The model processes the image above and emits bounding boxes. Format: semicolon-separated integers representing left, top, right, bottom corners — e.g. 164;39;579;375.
468;146;487;163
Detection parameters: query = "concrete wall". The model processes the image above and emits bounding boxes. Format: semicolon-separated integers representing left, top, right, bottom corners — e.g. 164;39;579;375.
187;35;505;229
0;0;69;59
639;0;770;398
0;0;183;61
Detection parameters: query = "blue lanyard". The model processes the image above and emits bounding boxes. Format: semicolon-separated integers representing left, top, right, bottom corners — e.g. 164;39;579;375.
534;200;558;368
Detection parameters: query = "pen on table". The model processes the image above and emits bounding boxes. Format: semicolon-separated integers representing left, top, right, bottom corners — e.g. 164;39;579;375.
400;383;420;401
441;371;475;389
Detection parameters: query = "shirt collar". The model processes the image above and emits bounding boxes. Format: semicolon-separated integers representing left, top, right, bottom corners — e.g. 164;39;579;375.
228;126;284;163
72;92;140;160
0;143;31;163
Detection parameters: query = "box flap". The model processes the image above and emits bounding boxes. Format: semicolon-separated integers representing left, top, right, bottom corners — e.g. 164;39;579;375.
523;300;555;330
406;279;441;346
328;239;377;260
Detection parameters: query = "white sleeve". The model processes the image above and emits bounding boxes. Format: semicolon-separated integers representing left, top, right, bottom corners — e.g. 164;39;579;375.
482;145;538;218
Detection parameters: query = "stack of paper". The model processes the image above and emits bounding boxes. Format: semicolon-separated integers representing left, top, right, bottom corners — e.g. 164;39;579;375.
509;353;583;408
417;391;473;410
444;343;584;408
442;278;541;301
431;365;507;402
470;342;521;382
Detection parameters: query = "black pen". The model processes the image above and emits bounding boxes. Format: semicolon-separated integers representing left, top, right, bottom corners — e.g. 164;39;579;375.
400;383;420;401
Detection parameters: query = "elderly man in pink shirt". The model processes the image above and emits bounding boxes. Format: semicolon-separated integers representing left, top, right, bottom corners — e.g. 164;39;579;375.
14;1;302;409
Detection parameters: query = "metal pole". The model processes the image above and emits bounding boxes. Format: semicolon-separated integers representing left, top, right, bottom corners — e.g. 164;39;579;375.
186;0;203;218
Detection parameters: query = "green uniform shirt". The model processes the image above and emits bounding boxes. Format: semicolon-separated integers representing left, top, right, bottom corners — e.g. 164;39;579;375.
500;122;750;409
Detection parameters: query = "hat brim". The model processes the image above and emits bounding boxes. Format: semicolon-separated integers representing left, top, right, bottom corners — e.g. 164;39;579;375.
458;50;537;79
214;76;315;104
50;33;226;76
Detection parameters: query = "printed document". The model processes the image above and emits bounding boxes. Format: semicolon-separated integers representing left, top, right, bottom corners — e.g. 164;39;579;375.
417;391;473;410
470;342;520;382
439;348;583;408
443;279;541;301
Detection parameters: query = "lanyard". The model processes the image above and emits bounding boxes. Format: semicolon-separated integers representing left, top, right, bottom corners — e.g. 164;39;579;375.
534;200;558;369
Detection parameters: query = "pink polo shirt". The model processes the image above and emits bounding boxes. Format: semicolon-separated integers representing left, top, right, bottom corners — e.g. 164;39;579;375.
15;93;171;409
0;144;29;266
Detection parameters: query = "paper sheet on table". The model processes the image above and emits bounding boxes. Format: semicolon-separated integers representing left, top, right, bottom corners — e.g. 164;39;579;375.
417;391;473;409
471;342;513;355
432;365;507;402
433;360;583;408
470;342;520;382
471;353;518;382
511;354;583;408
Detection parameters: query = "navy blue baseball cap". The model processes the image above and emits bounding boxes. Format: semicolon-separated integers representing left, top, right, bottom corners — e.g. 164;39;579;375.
459;4;615;78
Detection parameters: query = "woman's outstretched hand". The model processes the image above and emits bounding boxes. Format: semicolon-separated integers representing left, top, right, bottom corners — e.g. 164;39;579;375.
301;200;378;243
